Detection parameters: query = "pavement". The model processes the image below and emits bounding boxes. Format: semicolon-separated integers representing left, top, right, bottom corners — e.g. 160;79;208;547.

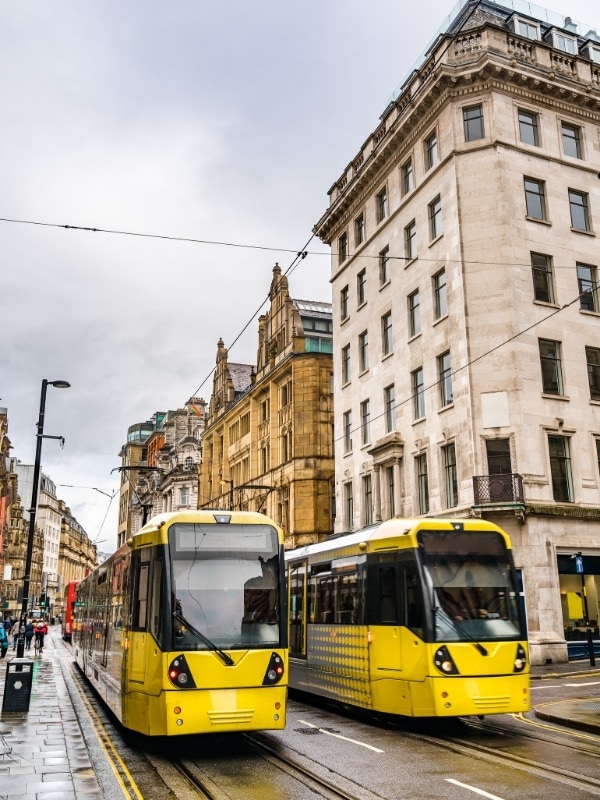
0;632;599;800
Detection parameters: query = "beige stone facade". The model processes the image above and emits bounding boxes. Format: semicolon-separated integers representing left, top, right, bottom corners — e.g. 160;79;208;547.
315;1;600;664
200;265;334;549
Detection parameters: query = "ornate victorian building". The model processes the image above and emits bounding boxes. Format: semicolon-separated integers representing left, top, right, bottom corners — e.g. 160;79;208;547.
117;400;205;544
199;264;334;549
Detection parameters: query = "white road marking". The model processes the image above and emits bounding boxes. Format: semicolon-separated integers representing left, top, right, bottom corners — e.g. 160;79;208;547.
298;720;384;753
445;778;505;799
563;681;600;687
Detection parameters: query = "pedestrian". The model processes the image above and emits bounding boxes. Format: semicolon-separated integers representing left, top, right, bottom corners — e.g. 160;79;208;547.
24;619;34;650
10;619;20;650
34;619;48;653
0;624;8;658
3;616;11;632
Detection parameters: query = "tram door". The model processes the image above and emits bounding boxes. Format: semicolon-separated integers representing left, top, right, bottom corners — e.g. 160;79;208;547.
368;557;427;706
288;562;307;657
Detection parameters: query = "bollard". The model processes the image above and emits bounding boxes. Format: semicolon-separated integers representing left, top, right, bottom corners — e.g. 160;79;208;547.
2;658;34;712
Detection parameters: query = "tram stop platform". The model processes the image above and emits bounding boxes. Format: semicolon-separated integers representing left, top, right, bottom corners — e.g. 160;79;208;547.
1;628;600;800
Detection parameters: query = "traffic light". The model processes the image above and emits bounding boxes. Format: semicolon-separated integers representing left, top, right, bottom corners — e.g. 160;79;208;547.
39;591;47;608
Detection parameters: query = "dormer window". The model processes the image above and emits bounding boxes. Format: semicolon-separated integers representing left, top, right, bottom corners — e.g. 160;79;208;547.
511;16;540;41
547;29;577;54
581;42;600;63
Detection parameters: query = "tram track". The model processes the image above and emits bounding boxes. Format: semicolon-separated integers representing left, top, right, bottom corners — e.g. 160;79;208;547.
398;715;600;796
156;732;386;800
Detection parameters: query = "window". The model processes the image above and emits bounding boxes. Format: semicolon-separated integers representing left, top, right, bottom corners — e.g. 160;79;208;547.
179;486;190;506
260;398;270;422
343;481;354;530
524;177;547;220
357;268;367;306
384;384;396;433
362;474;373;526
577;263;599;312
437;350;453;407
486;438;512;475
401;158;414;195
442;442;458;508
376;186;388;222
184;455;194;470
379;246;390;285
338;231;349;263
539;339;564;395
358;330;369;372
281;380;292;407
562;122;583;159
405;219;417;260
514;18;540;40
518;109;540;146
569;190;591;231
433;268;448;319
385;466;396;518
343;410;352;453
412;367;425;420
341;344;351;384
548;434;573;502
340;285;349;321
281;428;293;462
586;346;600;401
355;212;365;245
463;104;485;141
360;400;371;446
381;311;393;356
415;453;429;514
424;130;438;170
428;196;443;240
408;289;421;337
552;31;577;54
531;252;555;303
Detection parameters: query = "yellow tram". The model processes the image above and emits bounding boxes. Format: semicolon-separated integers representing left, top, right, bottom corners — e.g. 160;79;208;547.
286;517;530;718
73;509;288;736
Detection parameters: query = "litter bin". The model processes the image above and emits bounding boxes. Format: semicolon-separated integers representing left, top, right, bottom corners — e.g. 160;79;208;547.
2;658;34;712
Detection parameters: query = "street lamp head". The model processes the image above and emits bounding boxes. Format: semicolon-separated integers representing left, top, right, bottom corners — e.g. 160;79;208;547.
48;380;70;389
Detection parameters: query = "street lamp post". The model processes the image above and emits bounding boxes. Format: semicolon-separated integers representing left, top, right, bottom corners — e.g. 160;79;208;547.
15;379;70;659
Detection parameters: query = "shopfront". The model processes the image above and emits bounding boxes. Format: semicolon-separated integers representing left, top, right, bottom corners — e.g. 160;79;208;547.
558;553;600;659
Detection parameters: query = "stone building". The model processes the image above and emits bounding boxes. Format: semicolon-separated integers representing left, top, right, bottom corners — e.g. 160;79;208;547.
314;0;600;664
117;401;205;543
199;264;334;549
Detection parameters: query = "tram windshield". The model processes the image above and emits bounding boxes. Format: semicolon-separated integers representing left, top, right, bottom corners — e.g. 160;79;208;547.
418;530;524;641
169;522;281;650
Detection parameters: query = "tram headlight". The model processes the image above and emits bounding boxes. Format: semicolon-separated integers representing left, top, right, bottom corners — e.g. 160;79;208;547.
433;645;459;675
262;652;285;685
513;644;527;673
167;655;197;689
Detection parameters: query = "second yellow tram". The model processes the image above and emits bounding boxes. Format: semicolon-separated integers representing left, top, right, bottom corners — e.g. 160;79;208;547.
286;517;530;718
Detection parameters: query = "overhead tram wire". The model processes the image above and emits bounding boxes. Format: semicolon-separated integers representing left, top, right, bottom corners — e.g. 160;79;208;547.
0;215;583;272
0;216;326;259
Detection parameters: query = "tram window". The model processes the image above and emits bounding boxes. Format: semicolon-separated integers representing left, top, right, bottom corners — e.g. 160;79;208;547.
380;567;398;623
289;563;306;656
403;565;424;635
149;555;163;644
132;549;152;631
309;564;362;624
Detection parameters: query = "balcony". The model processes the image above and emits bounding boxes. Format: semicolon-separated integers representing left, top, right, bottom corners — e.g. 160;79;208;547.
472;473;524;506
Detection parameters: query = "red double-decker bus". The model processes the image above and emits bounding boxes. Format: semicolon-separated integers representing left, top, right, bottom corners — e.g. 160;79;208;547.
62;580;80;642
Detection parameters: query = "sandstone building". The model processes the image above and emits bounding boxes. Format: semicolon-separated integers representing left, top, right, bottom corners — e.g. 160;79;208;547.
199;265;334;549
314;0;600;664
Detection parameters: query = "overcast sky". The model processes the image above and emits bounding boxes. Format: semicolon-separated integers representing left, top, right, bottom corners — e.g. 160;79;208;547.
2;0;598;553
